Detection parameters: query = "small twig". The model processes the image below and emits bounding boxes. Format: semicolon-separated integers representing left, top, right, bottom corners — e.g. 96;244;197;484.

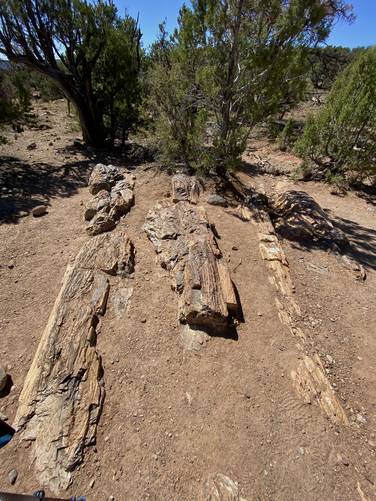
232;258;242;273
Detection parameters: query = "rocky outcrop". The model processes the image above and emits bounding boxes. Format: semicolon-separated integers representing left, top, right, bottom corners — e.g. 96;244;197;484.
14;231;135;493
144;199;239;347
85;164;135;236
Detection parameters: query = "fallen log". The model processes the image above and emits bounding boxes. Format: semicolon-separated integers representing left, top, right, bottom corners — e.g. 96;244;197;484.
14;231;135;493
144;200;239;339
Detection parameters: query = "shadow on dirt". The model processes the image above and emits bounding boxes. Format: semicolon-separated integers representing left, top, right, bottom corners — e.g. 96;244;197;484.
0;155;93;224
0;142;155;224
331;215;376;271
273;207;376;271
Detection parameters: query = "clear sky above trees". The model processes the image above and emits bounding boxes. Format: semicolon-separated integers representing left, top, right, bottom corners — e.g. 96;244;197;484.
116;0;376;48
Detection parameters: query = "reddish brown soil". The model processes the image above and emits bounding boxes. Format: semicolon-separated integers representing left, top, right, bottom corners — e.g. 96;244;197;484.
0;101;376;500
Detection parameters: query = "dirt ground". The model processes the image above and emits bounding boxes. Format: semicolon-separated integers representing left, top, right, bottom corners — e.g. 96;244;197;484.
0;101;376;500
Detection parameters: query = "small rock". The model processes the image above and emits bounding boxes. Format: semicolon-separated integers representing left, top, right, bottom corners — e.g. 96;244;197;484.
27;142;37;150
357;413;367;424
89;478;95;488
108;496;115;501
141;318;147;323
0;366;7;392
32;205;47;217
326;354;334;364
207;194;227;207
232;246;238;251
8;469;18;485
7;260;14;269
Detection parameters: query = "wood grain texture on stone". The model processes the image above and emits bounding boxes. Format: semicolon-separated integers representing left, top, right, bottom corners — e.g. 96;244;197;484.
86;164;135;236
14;231;135;493
144;200;238;337
171;174;202;204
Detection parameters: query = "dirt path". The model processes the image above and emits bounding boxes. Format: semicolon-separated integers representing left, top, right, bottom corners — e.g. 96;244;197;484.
1;101;376;500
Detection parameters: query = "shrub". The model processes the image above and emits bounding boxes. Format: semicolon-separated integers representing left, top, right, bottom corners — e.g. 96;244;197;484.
295;47;376;181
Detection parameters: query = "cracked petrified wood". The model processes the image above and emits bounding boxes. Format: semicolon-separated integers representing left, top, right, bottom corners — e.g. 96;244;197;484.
144;200;238;334
171;173;202;204
85;164;135;236
15;231;135;493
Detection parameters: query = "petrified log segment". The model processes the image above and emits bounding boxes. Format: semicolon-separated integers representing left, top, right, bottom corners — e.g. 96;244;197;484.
85;164;135;236
15;231;135;493
144;200;238;334
271;190;348;249
171;174;202;204
204;473;248;501
271;190;366;280
227;178;348;425
291;355;349;426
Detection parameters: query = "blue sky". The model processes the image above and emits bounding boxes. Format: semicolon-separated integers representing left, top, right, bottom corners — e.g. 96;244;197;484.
115;0;376;49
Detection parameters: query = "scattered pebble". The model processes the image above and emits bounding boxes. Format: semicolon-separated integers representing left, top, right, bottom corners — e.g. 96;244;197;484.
32;205;48;217
8;469;18;485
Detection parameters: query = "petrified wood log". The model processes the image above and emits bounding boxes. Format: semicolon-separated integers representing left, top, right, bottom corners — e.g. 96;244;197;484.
144;200;238;335
15;231;135;493
271;190;348;249
85;165;135;236
171;174;202;204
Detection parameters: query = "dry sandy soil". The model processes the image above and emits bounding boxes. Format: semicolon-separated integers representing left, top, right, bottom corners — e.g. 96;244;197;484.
0;100;376;500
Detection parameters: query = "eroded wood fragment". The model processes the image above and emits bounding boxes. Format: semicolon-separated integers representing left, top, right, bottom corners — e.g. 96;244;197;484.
15;231;135;493
171;174;202;204
144;200;238;337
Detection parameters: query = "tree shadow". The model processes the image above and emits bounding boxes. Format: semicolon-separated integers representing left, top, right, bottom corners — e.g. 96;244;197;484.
0;155;93;224
0;141;154;224
273;207;376;271
330;214;376;271
0;374;13;398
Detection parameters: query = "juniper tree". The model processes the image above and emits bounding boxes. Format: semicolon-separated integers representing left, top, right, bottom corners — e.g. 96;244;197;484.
150;0;353;173
295;47;376;182
0;0;141;146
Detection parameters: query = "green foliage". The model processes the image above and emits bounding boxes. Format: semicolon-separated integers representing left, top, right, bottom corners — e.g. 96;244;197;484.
0;66;31;127
148;22;209;170
0;0;142;147
149;0;353;174
295;47;376;181
278;119;295;151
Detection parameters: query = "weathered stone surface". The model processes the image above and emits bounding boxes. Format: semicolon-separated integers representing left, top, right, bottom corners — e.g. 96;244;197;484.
271;190;348;249
88;164;123;195
85;170;135;235
0;366;7;392
204;473;247;501
15;231;134;493
84;190;111;221
207;194;227;207
8;469;18;485
144;200;239;334
171;174;202;204
86;211;116;236
32;205;47;217
291;354;349;426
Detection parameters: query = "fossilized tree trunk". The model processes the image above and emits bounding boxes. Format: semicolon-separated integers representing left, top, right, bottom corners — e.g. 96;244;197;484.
15;231;135;493
171;174;202;204
144;199;239;348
